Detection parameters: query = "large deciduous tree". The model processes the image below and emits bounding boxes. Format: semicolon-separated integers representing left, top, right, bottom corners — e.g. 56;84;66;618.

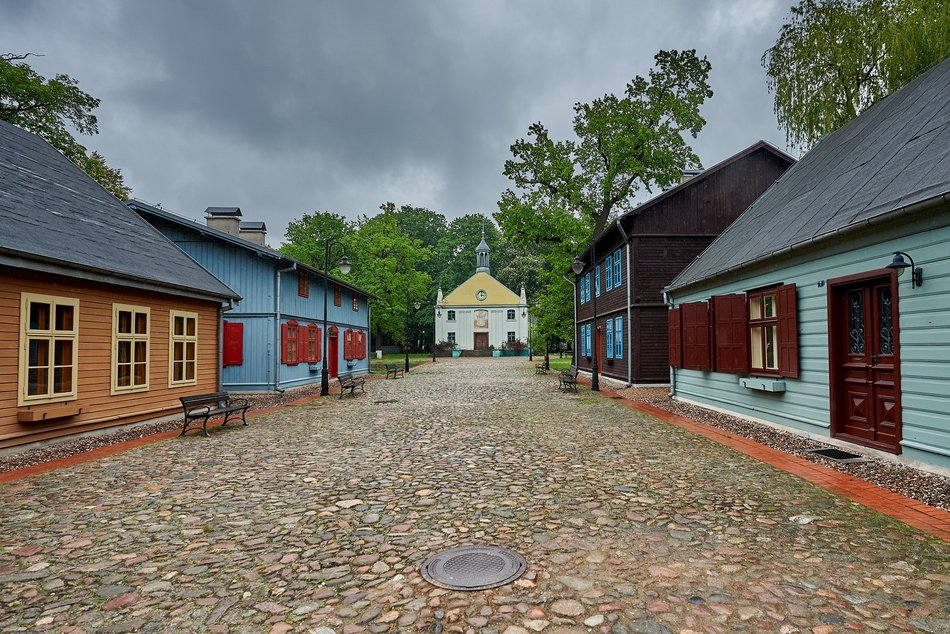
280;211;353;267
0;53;130;200
763;0;950;150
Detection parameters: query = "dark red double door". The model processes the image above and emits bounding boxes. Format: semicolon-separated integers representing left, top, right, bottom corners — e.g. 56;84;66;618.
829;273;901;453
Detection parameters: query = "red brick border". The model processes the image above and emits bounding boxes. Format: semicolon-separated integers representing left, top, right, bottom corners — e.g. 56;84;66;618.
588;380;950;541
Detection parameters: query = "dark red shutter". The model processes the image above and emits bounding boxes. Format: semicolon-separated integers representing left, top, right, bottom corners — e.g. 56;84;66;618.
295;323;306;365
668;307;683;368
280;322;290;364
713;295;749;374
223;321;244;367
777;283;799;378
343;329;354;361
682;302;711;371
357;331;366;359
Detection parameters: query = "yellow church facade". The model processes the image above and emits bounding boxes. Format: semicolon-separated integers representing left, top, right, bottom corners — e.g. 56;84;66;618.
434;236;528;351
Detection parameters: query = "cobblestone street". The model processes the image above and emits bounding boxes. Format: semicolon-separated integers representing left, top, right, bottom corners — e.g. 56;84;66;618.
1;358;948;633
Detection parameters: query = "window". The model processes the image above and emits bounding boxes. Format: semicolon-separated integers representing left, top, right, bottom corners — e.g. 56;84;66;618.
112;304;150;394
306;323;321;363
352;293;359;311
614;316;623;359
169;311;198;386
223;321;244;367
19;293;78;405
447;310;456;321
298;272;309;298
507;331;516;342
579;324;586;356
605;317;614;359
281;320;300;366
507;309;515;320
583;323;592;357
747;285;798;377
334;285;342;307
595;265;601;296
605;255;613;291
614;249;622;286
447;332;456;344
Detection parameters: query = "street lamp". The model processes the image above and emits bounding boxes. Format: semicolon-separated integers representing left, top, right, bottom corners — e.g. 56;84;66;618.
320;242;351;397
572;250;599;392
405;296;421;372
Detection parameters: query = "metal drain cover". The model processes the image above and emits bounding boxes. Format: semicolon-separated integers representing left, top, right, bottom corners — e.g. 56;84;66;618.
420;545;526;591
807;448;869;463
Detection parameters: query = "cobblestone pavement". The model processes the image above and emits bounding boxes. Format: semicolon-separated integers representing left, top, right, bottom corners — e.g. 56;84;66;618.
1;358;948;634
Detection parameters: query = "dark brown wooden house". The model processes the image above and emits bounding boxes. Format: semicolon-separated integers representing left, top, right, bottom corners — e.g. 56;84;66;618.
573;141;794;385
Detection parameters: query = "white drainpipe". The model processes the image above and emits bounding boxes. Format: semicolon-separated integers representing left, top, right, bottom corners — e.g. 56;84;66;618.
663;289;675;397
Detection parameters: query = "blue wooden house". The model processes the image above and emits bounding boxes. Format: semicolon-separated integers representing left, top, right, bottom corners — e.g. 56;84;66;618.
665;58;950;473
129;200;375;392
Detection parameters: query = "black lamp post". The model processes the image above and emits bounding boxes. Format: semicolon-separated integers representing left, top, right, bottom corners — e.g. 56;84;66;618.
572;248;599;392
405;295;421;372
320;241;352;397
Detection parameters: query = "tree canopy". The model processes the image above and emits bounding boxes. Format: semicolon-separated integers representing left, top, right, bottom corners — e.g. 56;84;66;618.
0;52;130;199
763;0;950;150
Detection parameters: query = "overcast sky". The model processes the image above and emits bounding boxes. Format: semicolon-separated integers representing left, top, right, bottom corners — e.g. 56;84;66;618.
2;0;794;243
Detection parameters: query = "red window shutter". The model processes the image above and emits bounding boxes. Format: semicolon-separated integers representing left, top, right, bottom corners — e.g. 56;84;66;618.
223;321;244;367
280;322;290;364
343;329;353;361
777;283;799;378
316;326;322;362
712;294;748;374
296;323;306;365
355;330;365;359
682;302;711;371
668;307;683;368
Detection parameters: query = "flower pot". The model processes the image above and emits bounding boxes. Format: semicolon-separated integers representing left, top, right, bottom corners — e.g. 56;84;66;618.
492;350;502;357
451;350;462;358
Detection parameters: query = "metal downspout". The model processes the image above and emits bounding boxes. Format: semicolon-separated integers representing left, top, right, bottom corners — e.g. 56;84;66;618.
663;290;675;397
275;263;297;393
563;275;577;366
617;222;633;386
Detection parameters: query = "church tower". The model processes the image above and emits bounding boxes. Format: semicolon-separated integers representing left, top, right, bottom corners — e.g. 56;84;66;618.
475;230;490;274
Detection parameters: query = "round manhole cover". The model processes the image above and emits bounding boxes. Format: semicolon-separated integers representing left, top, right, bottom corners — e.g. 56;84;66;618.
420;545;526;591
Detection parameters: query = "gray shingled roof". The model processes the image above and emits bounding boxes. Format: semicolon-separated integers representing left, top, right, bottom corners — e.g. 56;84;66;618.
0;121;239;300
669;57;950;291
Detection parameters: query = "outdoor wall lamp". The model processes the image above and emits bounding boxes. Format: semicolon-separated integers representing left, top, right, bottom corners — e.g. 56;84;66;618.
521;309;527;318
570;257;585;275
886;251;923;288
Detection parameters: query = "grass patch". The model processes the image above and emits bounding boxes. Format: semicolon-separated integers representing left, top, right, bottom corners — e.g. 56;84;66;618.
369;353;430;373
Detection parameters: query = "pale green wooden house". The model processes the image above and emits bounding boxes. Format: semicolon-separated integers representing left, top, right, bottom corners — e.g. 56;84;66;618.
665;57;950;473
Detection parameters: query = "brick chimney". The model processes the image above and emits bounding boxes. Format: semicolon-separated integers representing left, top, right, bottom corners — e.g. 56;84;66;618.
205;207;242;236
239;221;267;246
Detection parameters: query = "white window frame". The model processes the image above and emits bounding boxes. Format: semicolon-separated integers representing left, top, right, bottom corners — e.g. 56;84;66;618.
18;293;79;406
111;304;150;395
169;311;198;387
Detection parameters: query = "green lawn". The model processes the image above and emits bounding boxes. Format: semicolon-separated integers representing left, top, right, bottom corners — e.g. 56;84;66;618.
369;353;431;373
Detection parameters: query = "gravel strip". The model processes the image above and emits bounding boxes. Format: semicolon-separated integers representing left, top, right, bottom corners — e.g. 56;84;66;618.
616;386;950;511
0;384;329;474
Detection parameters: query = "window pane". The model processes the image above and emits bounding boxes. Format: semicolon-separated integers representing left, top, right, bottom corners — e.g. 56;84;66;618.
54;340;73;365
117;363;131;387
29;339;49;366
878;287;894;356
28;368;48;396
185;361;195;381
134;341;147;362
134;362;147;385
174;361;184;382
186;317;196;337
134;312;148;335
55;305;74;331
186;342;196;361
751;326;764;369
764;294;776;319
30;302;50;330
750;296;762;320
174;316;185;337
53;366;72;394
174;341;184;362
118;310;132;334
765;325;778;369
118;340;131;364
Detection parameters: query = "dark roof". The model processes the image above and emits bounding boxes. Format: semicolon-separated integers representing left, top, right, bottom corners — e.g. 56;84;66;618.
574;140;795;265
0;121;239;301
129;199;379;300
205;206;242;217
669;57;950;291
240;221;267;231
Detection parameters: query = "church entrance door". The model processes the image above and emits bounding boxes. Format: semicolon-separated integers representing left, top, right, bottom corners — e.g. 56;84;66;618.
474;333;489;350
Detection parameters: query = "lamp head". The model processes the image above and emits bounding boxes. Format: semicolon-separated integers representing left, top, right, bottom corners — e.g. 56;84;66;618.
571;257;585;275
414;299;421;310
885;251;909;277
337;255;352;275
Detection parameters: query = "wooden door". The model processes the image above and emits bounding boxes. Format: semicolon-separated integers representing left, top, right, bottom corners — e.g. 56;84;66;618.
474;333;489;350
830;274;901;453
328;328;339;378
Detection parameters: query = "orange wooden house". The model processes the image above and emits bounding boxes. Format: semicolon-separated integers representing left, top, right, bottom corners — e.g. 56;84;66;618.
0;121;240;449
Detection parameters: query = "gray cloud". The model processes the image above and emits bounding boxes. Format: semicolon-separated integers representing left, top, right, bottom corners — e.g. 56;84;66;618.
1;0;791;241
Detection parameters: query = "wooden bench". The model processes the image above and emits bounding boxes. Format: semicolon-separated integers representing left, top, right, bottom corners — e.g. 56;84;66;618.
179;392;250;437
385;364;405;379
535;362;548;374
337;372;366;398
558;367;579;392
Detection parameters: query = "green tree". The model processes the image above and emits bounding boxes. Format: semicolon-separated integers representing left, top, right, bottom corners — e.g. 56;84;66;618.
280;211;353;267
0;53;130;199
763;0;950;150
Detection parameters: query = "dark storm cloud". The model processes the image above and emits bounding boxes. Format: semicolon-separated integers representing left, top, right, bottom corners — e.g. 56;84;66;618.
1;0;789;240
